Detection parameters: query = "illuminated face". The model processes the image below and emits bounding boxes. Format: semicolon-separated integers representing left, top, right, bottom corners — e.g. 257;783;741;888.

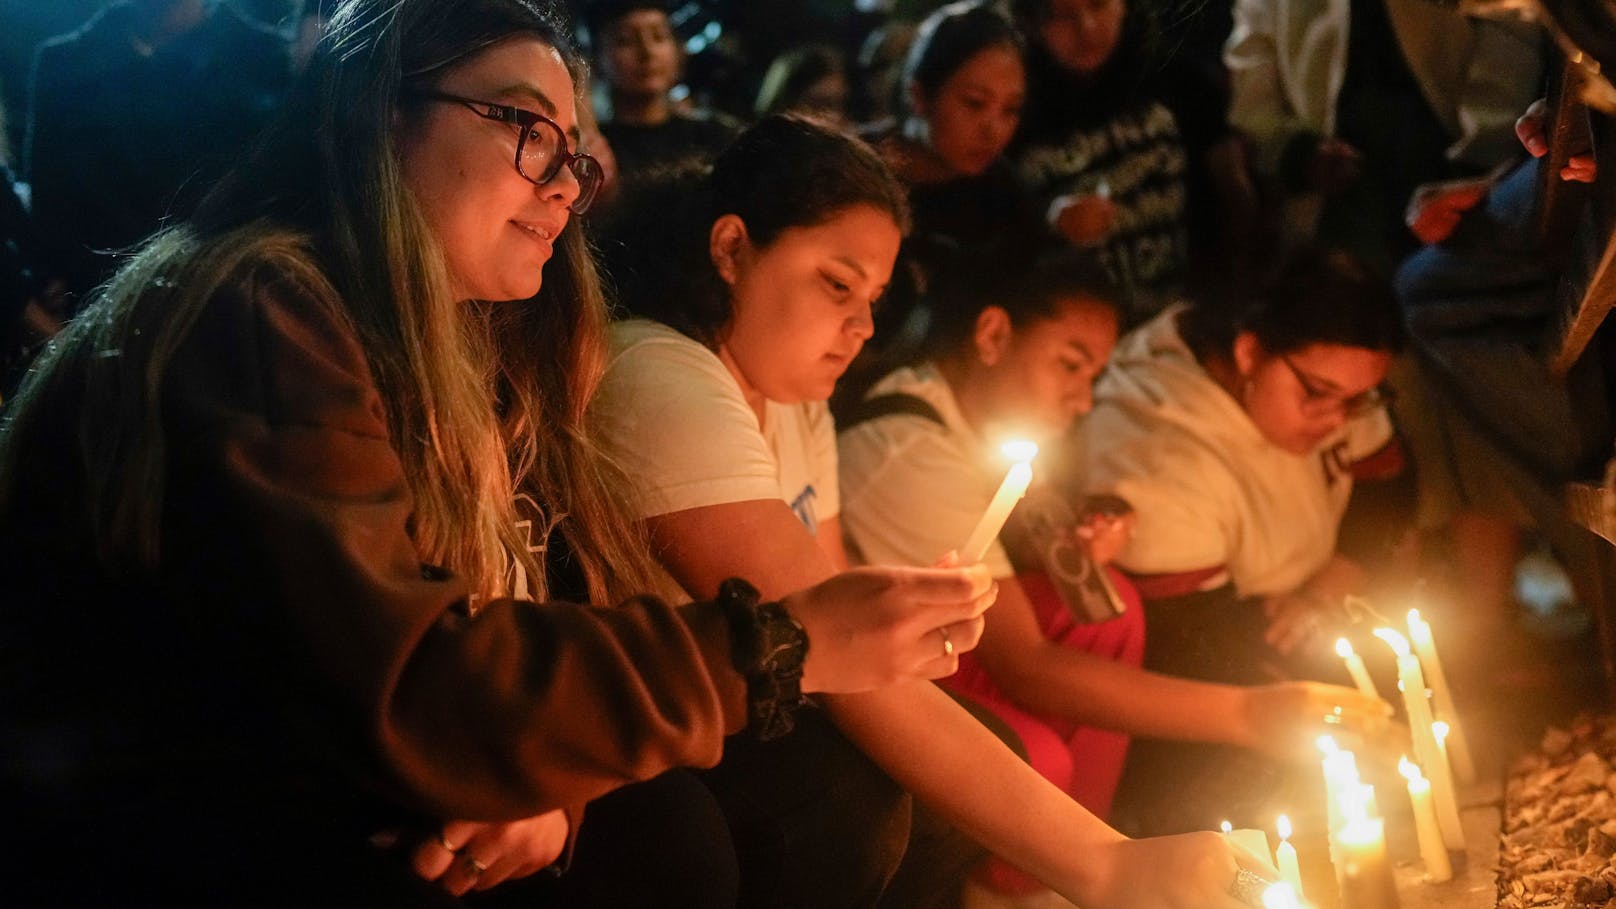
914;44;1025;178
399;38;584;303
600;9;680;100
1236;338;1393;454
1038;0;1126;76
986;296;1118;438
717;205;903;403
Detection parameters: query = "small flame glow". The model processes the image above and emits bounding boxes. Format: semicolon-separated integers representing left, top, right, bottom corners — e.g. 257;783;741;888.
1000;439;1039;463
1399;756;1423;782
1220;820;1234;834
1277;814;1293;840
1262;882;1302;909
1335;637;1355;659
1433;721;1450;743
1316;734;1339;753
1408;608;1424;626
1373;626;1412;657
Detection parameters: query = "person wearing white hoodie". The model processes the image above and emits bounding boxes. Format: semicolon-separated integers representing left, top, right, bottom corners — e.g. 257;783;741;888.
1082;250;1404;669
1079;249;1407;835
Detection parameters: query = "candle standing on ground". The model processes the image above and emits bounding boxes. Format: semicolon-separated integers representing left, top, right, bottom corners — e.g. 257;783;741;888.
1399;756;1453;883
1318;734;1357;867
1275;814;1304;898
1373;627;1463;851
1336;797;1399;909
959;440;1038;563
1407;609;1474;784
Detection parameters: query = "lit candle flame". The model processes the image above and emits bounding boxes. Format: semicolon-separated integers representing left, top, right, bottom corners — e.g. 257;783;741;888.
1277;814;1293;840
1334;637;1355;659
1399;756;1423;782
1372;626;1411;657
1220;820;1233;834
1316;734;1339;753
1000;439;1039;463
1433;721;1450;744
1262;882;1302;909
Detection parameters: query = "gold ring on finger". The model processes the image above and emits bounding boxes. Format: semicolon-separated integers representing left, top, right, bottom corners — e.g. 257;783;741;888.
938;625;954;658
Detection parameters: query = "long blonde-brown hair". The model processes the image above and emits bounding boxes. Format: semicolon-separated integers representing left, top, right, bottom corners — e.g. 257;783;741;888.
0;0;659;605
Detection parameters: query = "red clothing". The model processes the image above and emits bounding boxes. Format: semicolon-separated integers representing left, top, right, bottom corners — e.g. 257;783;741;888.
944;569;1146;894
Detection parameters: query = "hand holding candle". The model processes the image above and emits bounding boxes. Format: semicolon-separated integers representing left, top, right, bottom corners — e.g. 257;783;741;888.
959;440;1038;564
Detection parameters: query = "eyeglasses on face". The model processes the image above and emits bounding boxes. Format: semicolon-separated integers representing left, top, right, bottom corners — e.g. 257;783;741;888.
1278;354;1393;419
411;89;604;214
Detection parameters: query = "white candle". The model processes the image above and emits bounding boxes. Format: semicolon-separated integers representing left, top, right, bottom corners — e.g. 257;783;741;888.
1335;637;1380;699
1336;814;1397;909
1400;757;1454;882
1432;721;1466;836
1353;782;1380;821
1275;815;1304;898
1408;609;1474;784
1375;627;1463;851
959;440;1038;563
1318;736;1360;836
1318;734;1358;869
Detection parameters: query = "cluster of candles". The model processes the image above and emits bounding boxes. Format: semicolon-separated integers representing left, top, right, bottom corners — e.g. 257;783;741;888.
1219;607;1472;909
972;450;1473;907
1347;613;1473;849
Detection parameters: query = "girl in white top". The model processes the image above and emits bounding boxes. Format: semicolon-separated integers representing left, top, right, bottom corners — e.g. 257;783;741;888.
593;113;1276;908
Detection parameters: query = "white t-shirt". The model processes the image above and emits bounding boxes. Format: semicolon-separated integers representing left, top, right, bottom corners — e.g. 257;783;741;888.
838;364;1017;579
1081;307;1393;597
593;319;839;534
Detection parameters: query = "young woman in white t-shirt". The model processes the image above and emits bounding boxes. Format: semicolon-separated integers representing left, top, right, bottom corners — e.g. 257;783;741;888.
593;113;1278;909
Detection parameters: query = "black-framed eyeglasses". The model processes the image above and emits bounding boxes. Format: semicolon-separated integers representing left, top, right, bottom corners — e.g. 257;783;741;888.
412;89;604;214
1279;354;1394;419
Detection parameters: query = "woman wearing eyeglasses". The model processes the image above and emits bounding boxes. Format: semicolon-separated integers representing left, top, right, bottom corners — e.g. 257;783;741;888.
0;1;1000;905
1075;248;1406;832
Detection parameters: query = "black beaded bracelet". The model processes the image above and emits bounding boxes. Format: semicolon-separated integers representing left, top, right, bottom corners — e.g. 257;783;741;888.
716;578;810;741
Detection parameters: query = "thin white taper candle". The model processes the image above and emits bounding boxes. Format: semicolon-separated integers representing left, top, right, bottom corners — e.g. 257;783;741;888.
1408;609;1474;784
959;441;1037;563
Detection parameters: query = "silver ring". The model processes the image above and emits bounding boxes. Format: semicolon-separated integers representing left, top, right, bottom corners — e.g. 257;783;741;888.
1229;868;1275;907
463;854;489;876
436;834;461;853
938;625;954;657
